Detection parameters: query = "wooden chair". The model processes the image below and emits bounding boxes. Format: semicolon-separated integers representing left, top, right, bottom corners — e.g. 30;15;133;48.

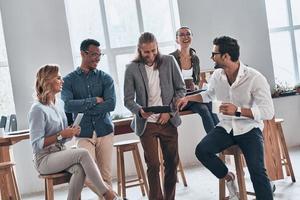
158;139;187;187
113;139;149;198
0;162;20;200
39;171;81;200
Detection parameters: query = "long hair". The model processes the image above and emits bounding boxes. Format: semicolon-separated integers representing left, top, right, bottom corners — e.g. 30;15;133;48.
35;64;59;105
132;32;163;69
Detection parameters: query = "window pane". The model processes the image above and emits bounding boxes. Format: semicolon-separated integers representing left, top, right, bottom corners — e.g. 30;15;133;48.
269;31;295;86
64;0;105;58
295;30;300;79
291;0;300;25
160;45;177;55
265;0;289;28
104;0;140;48
0;67;16;115
0;14;8;63
140;0;175;42
114;54;135;117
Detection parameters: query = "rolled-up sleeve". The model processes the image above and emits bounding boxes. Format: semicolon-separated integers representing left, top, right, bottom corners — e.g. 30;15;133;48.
251;74;274;121
28;107;45;153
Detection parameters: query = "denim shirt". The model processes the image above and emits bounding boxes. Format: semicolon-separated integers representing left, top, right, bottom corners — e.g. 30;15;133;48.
61;67;116;138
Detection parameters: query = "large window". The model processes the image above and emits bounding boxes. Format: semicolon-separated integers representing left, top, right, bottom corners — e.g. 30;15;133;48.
265;0;300;87
0;12;16;116
64;0;180;117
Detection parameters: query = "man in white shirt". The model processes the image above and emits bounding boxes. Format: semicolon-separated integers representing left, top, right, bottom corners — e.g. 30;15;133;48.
177;36;274;200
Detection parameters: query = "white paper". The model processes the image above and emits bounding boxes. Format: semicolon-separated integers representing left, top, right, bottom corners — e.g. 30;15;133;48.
73;113;84;127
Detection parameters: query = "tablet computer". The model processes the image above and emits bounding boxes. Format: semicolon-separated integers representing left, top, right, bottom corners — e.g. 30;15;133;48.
142;105;171;113
72;113;84;127
186;89;206;96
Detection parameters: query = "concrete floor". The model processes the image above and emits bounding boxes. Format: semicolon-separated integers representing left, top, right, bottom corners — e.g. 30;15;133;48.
22;146;300;200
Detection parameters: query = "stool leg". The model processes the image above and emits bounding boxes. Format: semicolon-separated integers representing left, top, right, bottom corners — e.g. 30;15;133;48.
116;147;122;196
132;145;147;196
158;141;164;186
45;178;54;200
119;149;126;198
234;152;247;200
219;153;226;200
276;123;296;182
177;159;187;186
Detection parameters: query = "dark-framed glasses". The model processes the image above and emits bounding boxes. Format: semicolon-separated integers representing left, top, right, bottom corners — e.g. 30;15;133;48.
211;52;222;57
84;51;104;58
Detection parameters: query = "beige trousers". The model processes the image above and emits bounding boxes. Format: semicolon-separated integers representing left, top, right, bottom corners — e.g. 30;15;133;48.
76;132;113;198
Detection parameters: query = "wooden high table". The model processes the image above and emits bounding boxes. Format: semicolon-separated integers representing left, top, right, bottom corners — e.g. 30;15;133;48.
0;130;30;200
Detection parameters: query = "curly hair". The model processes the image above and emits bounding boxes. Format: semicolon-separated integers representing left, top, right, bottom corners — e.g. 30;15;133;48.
35;64;59;105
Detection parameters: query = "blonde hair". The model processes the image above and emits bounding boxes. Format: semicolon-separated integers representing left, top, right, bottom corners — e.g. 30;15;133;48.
35;64;59;105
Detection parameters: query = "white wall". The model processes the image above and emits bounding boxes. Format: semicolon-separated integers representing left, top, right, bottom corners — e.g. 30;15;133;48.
177;0;275;86
0;0;74;195
0;0;297;196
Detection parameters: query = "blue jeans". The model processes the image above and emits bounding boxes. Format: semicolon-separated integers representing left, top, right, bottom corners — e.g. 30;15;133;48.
184;101;219;134
195;127;273;200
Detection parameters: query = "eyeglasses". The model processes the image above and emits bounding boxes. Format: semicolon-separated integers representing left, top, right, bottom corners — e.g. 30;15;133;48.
211;52;222;57
178;32;192;37
84;51;104;58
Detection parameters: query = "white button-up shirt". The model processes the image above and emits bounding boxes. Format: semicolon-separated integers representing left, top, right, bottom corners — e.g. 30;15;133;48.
201;62;274;135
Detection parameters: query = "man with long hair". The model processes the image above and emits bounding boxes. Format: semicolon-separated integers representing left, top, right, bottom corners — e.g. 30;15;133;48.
124;32;185;200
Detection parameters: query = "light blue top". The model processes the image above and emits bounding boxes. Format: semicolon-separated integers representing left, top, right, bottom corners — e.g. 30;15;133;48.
28;99;68;154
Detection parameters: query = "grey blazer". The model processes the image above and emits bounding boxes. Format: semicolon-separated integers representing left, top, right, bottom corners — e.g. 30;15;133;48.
124;55;186;136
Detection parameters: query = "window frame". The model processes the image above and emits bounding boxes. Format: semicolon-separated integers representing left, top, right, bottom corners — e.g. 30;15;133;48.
267;0;300;83
66;0;180;117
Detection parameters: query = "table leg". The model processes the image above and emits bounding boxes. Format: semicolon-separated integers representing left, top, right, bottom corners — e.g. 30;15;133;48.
0;146;21;200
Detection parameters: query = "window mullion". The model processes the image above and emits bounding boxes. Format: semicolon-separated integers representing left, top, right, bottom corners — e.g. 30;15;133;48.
135;0;144;33
99;0;119;84
286;0;299;81
169;0;177;37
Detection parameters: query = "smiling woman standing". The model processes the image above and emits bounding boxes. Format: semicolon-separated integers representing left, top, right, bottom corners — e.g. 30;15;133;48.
170;27;219;134
28;64;122;200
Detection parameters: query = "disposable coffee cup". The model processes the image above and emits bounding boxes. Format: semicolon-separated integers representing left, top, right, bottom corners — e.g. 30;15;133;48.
212;100;222;113
184;77;194;91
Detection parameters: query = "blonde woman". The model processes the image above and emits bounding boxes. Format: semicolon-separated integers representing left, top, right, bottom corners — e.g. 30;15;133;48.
28;64;123;200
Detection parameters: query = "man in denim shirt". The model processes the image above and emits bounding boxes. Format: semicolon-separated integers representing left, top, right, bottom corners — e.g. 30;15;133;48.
61;39;116;198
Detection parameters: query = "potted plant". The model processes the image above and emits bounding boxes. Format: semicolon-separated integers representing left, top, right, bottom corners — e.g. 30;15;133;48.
271;80;296;98
294;83;300;94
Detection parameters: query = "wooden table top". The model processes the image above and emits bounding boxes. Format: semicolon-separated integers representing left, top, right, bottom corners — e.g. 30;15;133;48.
0;130;30;146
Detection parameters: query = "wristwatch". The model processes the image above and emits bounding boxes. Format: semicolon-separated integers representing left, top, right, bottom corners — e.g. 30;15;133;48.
56;132;63;142
235;107;242;117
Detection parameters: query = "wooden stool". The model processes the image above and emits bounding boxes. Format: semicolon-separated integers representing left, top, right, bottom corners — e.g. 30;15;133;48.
275;118;296;182
158;139;187;187
114;139;149;198
0;162;20;200
39;171;80;200
219;145;253;200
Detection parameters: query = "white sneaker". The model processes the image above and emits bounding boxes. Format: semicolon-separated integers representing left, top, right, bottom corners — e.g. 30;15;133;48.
226;172;239;200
